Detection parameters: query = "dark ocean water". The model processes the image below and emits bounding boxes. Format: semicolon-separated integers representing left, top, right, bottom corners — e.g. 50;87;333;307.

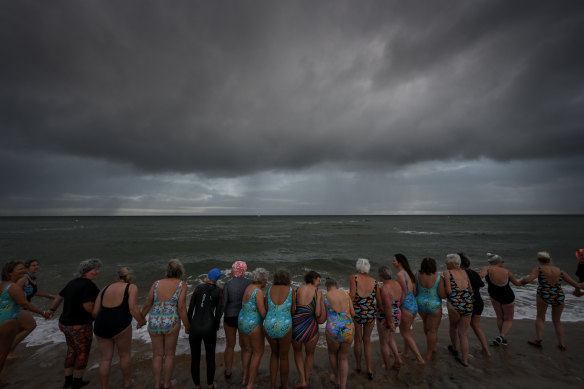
1;215;583;349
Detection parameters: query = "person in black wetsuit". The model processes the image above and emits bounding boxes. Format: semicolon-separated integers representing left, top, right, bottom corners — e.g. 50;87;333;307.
188;268;224;389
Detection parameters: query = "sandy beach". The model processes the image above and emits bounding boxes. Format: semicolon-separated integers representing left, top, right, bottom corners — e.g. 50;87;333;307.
2;317;583;389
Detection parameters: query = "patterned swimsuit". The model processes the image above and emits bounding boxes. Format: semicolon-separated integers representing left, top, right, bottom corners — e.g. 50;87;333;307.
238;288;263;335
352;276;377;324
537;267;565;306
416;274;442;314
264;286;293;338
447;272;473;316
148;280;182;335
325;293;355;343
292;288;319;343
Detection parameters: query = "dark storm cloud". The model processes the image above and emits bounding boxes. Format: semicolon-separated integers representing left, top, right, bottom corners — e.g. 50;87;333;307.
1;0;584;177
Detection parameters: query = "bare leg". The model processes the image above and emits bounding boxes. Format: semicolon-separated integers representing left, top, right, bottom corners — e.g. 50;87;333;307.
377;322;391;370
325;334;339;386
362;322;374;374
224;323;237;376
535;296;548;340
337;343;351;389
240;333;252;385
278;330;292;389
266;334;279;389
162;326;180;388
424;309;442;360
551;304;565;347
458;316;471;365
387;331;402;367
470;315;490;356
302;333;318;386
352;323;363;371
247;326;265;389
114;326;133;388
500;302;515;339
399;310;424;364
447;304;459;352
149;333;164;389
9;310;36;356
97;336;115;389
292;340;306;388
490;298;504;336
0;320;18;373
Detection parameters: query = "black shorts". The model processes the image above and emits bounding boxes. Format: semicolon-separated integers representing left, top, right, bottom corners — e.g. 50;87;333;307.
224;316;239;329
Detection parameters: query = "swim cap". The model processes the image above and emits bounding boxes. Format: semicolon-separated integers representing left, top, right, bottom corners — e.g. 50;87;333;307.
576;249;584;264
487;253;503;265
232;261;247;277
208;268;222;282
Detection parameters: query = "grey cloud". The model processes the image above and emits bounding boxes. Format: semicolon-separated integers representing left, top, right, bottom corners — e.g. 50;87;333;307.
1;0;584;178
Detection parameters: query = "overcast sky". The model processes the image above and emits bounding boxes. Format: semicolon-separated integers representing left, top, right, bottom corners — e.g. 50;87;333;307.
1;0;584;215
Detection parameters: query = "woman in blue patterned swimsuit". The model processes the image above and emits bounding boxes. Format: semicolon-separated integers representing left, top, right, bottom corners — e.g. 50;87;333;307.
238;268;268;389
416;257;445;361
393;253;425;365
141;259;190;389
264;268;296;389
521;251;584;351
349;258;380;379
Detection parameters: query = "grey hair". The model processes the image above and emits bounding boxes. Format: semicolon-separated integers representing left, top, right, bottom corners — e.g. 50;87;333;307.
445;253;461;268
77;258;103;277
251;267;269;283
378;265;392;280
165;259;184;279
537;251;551;264
356;258;371;274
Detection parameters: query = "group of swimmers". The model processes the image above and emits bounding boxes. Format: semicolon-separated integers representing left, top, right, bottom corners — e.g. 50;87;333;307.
1;251;583;389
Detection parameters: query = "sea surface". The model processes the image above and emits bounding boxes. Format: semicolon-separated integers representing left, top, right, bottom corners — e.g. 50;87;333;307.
1;215;583;354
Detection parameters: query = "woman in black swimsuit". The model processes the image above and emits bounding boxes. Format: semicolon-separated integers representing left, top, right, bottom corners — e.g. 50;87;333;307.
92;267;146;389
479;253;521;346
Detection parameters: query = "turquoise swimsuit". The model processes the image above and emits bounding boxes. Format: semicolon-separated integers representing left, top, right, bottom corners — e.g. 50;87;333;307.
0;284;22;324
416;274;442;314
238;288;263;335
264;286;293;339
400;271;418;315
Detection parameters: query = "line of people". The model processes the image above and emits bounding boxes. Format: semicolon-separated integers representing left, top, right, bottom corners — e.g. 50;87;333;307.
1;251;583;389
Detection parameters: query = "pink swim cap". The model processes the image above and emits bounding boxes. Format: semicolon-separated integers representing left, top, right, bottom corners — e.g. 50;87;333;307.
232;261;247;277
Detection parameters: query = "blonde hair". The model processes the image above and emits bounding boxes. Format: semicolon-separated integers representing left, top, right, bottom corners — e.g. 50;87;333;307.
117;267;132;283
537;251;551;264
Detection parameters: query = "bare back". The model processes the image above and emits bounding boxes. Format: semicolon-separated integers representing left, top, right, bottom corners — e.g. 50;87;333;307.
101;282;131;308
326;288;351;314
296;284;318;305
418;272;439;289
155;278;182;302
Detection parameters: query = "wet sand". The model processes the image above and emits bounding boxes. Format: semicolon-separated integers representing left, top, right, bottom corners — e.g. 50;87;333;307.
2;317;583;389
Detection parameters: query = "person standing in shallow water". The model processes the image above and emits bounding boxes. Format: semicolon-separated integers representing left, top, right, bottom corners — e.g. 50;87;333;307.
349;258;380;378
521;251;584;351
459;253;490;356
9;259;56;359
188;268;224;389
292;270;325;389
222;261;251;380
92;267;146;389
50;258;102;389
392;253;425;365
264;268;296;389
479;253;522;346
141;259;190;389
415;257;445;361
